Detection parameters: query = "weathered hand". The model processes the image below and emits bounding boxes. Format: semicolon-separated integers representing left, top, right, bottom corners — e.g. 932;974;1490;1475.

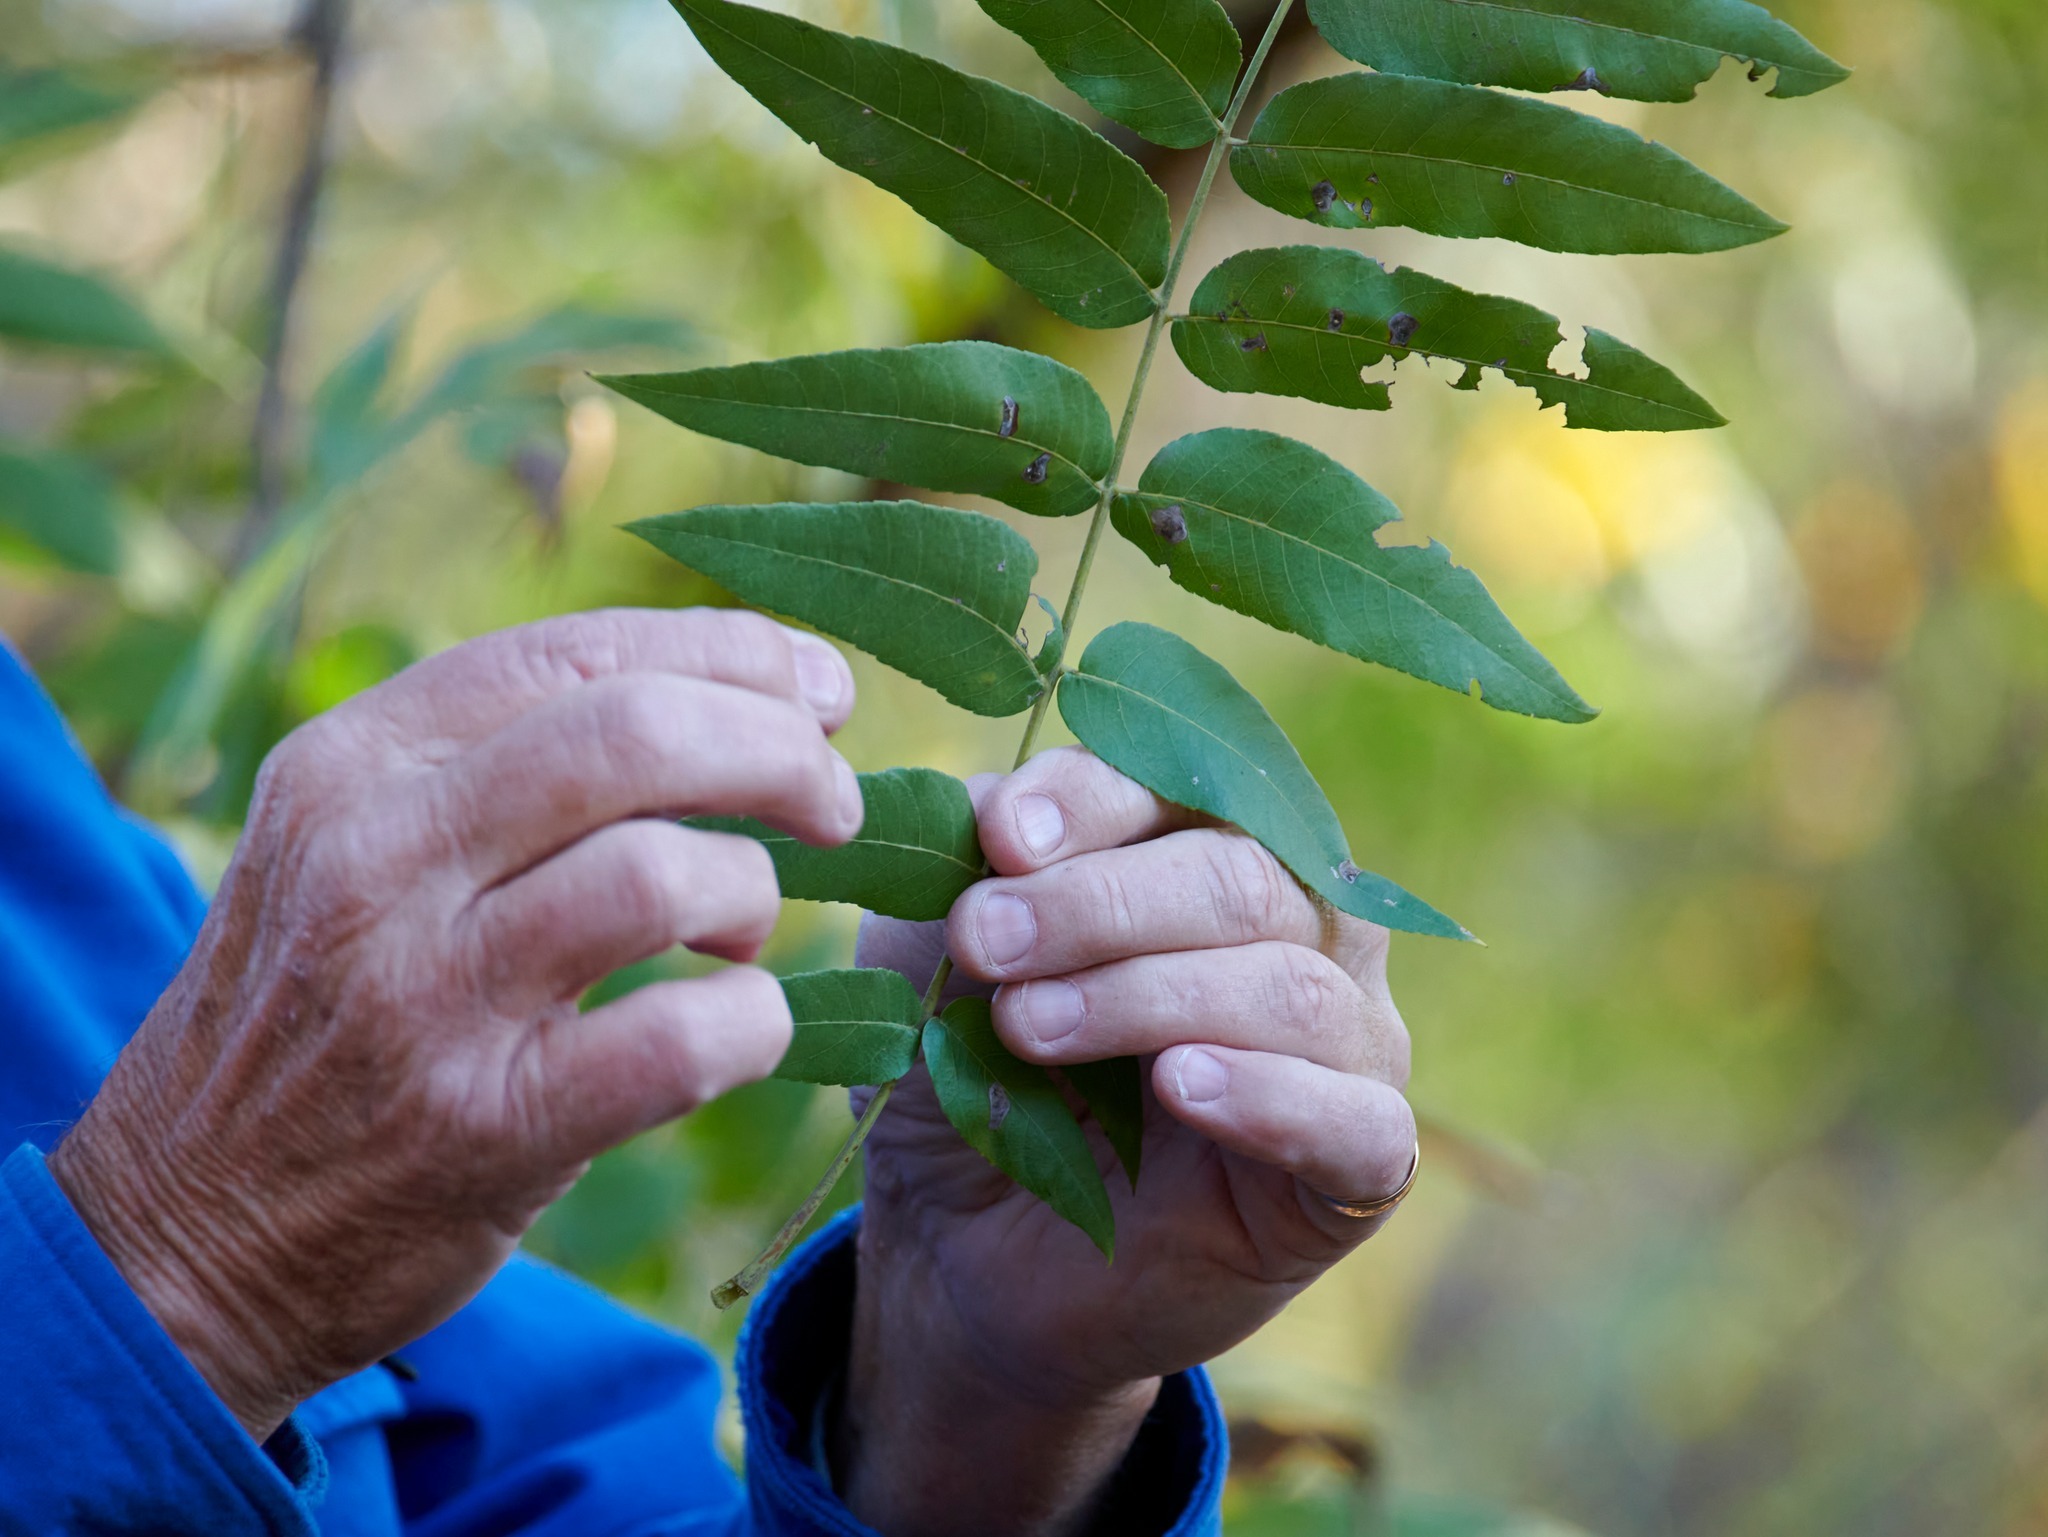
843;747;1415;1536
50;609;861;1441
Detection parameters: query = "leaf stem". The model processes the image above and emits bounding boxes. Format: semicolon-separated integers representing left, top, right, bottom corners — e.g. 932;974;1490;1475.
712;1078;897;1310
714;1;1299;1306
1004;0;1295;769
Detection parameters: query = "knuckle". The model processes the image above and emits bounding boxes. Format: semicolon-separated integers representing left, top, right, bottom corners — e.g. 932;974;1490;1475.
591;678;682;779
1214;835;1295;940
696;608;798;693
611;832;683;943
520;610;631;685
1268;945;1347;1033
1078;863;1143;952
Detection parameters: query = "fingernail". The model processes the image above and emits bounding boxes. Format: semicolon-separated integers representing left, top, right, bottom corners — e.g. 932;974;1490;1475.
1019;979;1084;1043
1014;793;1066;860
792;637;847;716
1173;1048;1228;1105
974;892;1036;968
833;756;864;831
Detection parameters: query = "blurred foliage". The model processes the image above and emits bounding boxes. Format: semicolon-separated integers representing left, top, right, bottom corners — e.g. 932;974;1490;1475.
3;0;2047;1530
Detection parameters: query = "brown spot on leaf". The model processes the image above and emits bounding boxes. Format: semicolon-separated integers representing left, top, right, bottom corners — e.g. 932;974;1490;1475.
1388;312;1419;347
1021;452;1051;484
1502;172;1517;186
1326;308;1345;332
1564;66;1605;92
1311;179;1338;213
1240;333;1269;352
999;397;1019;438
987;1083;1010;1132
1335;859;1362;885
1150;503;1188;544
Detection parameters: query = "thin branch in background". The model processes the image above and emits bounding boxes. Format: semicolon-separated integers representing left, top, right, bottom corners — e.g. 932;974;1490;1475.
230;0;349;572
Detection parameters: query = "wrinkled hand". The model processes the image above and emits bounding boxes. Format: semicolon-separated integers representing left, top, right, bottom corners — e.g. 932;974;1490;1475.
51;609;861;1441
843;748;1415;1536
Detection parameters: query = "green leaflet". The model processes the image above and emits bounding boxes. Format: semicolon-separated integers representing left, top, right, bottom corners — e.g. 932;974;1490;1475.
0;444;121;573
627;501;1046;717
1111;429;1594;723
1062;1055;1144;1188
1058;622;1472;940
0;247;169;355
1173;245;1723;431
670;0;1169;328
1232;72;1786;255
923;998;1117;1257
600;343;1113;518
974;0;1242;150
0;67;137;159
694;767;984;923
776;969;926;1086
1305;0;1850;103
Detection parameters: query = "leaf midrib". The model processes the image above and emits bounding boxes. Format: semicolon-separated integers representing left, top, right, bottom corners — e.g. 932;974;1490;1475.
1244;114;1782;236
1392;0;1841;82
1176;311;1721;425
616;380;1100;485
667;525;1037;678
1123;486;1583;710
1069;0;1225;122
942;1021;1108;1203
689;1;1159;297
1071;661;1336;870
756;827;982;875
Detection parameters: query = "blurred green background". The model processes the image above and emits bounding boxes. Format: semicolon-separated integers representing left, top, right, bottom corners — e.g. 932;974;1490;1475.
4;0;2046;1530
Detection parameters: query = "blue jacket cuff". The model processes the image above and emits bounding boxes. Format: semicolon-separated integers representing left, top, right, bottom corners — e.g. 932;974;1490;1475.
736;1205;1228;1536
0;1142;322;1535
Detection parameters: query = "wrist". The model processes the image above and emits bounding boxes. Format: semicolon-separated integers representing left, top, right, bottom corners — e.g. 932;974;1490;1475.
838;1219;1158;1537
51;1093;304;1442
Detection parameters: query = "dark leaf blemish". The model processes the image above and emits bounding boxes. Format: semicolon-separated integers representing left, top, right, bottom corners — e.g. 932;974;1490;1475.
1388;312;1419;347
1240;333;1269;352
1149;503;1189;544
988;1083;1010;1132
1311;179;1338;213
1021;451;1051;484
999;396;1019;438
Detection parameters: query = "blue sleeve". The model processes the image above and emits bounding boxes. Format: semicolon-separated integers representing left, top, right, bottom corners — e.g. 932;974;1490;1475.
0;1143;325;1536
735;1208;1229;1537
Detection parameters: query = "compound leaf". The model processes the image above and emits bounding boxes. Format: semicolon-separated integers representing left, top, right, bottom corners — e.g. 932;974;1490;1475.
601;343;1112;518
1174;245;1722;430
1058;622;1472;940
1112;429;1594;723
974;0;1242;149
777;969;926;1086
0;247;169;356
1305;0;1849;103
695;766;984;923
670;0;1169;328
628;500;1045;716
924;998;1116;1257
1062;1054;1145;1188
1232;71;1786;255
0;444;121;573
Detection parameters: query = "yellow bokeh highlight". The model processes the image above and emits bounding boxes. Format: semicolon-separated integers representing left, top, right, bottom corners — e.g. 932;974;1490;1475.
1997;380;2048;605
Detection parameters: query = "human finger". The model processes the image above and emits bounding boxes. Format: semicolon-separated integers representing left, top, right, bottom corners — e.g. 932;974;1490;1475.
947;827;1321;982
466;822;781;1010
991;942;1407;1084
1153;1045;1417;1220
972;746;1207;876
421;672;862;885
330;608;854;764
515;967;793;1163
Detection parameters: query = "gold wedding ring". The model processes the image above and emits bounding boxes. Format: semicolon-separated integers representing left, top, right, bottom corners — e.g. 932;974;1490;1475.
1314;1141;1420;1221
